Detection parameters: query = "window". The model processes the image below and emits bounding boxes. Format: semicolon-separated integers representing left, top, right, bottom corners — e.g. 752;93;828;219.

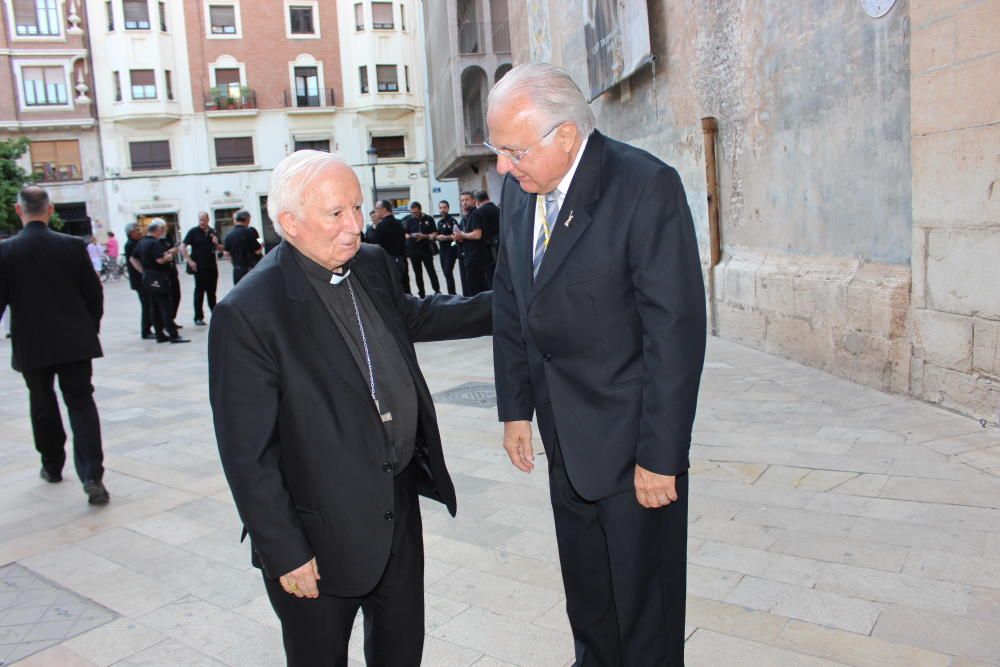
112;71;121;101
105;0;114;30
294;139;330;152
214;137;254;167
215;67;241;97
130;69;156;99
359;65;368;94
372;2;392;29
129;140;171;171
354;2;362;30
31;140;81;182
165;70;173;100
400;3;405;30
209;4;236;34
371;135;404;158
376;65;398;92
13;0;60;36
288;5;314;34
21;67;67;106
123;0;151;29
404;65;410;92
158;1;166;30
293;66;320;107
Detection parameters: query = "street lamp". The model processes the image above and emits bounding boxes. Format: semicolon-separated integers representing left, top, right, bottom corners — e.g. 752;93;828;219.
366;144;379;208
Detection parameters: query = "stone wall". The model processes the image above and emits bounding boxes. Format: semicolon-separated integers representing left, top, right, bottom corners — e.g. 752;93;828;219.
909;0;1000;422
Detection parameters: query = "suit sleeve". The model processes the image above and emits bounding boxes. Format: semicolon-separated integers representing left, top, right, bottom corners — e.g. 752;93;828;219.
492;185;535;422
78;243;103;332
376;247;492;342
629;166;707;476
208;300;314;578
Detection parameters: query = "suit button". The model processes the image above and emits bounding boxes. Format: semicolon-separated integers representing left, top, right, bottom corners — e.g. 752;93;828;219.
384;511;394;521
543;354;552;362
382;462;393;472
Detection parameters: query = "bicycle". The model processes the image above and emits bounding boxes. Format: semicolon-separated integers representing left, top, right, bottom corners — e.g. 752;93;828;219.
99;256;126;282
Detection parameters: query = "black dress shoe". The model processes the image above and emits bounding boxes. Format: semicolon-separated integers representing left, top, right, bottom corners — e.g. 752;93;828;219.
141;333;156;340
169;336;191;344
40;467;62;483
156;336;171;343
173;322;184;329
83;480;110;505
194;319;207;326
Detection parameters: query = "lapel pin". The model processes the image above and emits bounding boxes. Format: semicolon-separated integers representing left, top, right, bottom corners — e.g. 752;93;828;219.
565;211;574;227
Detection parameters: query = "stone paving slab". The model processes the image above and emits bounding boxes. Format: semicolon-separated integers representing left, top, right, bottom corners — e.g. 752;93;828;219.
0;267;998;665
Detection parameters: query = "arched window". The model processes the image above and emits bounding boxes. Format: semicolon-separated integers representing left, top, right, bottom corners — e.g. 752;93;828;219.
494;63;512;84
461;66;488;145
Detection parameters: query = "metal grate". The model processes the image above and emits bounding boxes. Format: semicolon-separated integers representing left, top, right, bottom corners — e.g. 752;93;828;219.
433;382;497;408
0;564;116;664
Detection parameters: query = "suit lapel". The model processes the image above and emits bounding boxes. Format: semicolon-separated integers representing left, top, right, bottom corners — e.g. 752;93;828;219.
506;188;534;299
278;244;371;403
528;132;604;304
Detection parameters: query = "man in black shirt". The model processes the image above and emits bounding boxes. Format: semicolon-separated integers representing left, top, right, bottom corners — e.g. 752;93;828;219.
130;219;189;344
123;222;152;339
454;191;490;295
183;212;222;325
434;200;458;295
223;209;261;285
456;191;475;296
402;202;440;298
369;200;409;294
474;190;501;290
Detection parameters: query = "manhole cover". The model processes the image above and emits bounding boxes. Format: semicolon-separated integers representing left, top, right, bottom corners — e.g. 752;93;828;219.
434;382;497;408
0;563;117;664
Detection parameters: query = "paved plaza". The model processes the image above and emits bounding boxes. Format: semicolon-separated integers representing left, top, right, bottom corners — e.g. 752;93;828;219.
1;265;999;666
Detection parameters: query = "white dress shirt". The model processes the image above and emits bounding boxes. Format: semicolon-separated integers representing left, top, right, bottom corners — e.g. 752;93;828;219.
532;135;590;253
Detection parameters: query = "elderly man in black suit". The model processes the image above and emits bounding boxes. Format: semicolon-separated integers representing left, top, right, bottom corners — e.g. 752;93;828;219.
488;64;707;666
208;151;491;666
0;186;109;505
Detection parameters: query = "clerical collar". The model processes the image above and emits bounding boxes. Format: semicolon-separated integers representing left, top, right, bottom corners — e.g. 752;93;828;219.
290;243;351;285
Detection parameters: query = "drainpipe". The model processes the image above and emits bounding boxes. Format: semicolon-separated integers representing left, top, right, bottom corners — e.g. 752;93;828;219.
701;117;722;337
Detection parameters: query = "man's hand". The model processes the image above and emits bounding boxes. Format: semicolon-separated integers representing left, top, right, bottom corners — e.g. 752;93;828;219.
280;557;321;599
634;465;678;509
502;421;535;472
187;259;198;272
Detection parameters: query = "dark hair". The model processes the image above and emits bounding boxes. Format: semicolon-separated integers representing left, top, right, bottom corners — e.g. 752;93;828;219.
376;199;393;213
409;201;422;210
439;200;450;208
234;209;251;223
17;186;50;217
474;190;489;202
459;190;474;197
107;231;115;237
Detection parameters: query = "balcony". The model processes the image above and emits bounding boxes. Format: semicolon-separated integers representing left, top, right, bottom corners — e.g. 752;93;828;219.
283;88;336;114
32;163;82;183
204;88;258;115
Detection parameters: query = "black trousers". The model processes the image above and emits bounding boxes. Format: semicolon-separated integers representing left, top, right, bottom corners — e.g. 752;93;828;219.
458;256;469;296
233;266;249;285
438;247;457;295
264;465;424;667
133;287;151;336
463;258;489;296
149;290;179;339
408;253;440;297
193;268;218;321
169;271;181;321
391;256;411;295
548;439;688;667
22;360;104;482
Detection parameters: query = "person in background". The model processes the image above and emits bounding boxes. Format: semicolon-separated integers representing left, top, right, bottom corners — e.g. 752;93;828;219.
86;236;104;274
370;200;409;294
434;201;458;295
105;231;119;263
123;223;153;339
455;191;476;296
223;209;262;285
453;192;489;296
473;190;500;290
0;186;109;505
183;212;222;326
131;219;189;344
402;202;441;298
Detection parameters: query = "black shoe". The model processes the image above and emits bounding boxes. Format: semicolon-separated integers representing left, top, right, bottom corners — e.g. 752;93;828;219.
83;480;110;505
169;336;191;344
194;319;206;326
40;467;62;483
141;333;156;340
173;322;184;329
156;336;171;343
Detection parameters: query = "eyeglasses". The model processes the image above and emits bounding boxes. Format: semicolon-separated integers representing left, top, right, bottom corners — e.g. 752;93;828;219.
483;122;563;165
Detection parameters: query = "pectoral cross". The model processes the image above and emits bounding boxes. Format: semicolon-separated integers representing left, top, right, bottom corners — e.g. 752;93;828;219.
375;399;393;423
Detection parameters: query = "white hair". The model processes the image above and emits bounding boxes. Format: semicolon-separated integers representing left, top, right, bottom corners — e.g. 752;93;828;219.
147;218;166;232
487;63;597;139
267;150;350;237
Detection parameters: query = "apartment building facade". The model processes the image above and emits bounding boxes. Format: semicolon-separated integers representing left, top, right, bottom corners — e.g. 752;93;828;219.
1;0;102;236
69;0;437;245
422;0;512;196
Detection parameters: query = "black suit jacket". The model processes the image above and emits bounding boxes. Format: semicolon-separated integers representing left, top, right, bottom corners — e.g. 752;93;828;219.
209;242;491;596
493;131;706;500
0;222;103;372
